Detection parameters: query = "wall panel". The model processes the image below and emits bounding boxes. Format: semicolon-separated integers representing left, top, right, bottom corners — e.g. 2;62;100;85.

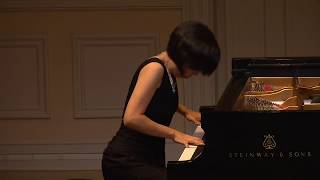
73;35;159;118
286;0;320;56
0;36;49;119
225;0;265;57
265;0;286;56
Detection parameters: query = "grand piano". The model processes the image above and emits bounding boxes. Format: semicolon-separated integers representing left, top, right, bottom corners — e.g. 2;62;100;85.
167;57;320;179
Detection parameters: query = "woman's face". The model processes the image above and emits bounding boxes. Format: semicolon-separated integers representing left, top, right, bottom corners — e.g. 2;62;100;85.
181;67;199;78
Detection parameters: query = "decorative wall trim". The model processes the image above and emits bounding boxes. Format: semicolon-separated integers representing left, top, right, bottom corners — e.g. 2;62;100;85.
0;141;179;170
0;36;49;119
0;143;105;170
283;0;287;56
73;34;159;119
215;0;230;100
0;143;107;154
0;0;182;10
182;0;212;23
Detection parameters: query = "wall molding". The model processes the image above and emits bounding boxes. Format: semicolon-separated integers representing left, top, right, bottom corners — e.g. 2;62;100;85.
0;143;106;170
0;36;49;119
73;34;159;119
0;141;179;170
214;0;230;100
0;0;182;11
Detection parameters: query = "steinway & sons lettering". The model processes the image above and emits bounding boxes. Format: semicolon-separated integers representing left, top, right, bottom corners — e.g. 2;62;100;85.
228;151;312;159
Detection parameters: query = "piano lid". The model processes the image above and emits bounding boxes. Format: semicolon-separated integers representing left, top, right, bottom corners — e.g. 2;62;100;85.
232;57;320;77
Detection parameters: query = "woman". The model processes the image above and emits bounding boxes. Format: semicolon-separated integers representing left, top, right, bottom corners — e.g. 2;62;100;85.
102;21;220;180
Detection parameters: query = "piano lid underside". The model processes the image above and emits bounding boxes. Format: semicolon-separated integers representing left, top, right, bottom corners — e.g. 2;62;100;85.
232;77;320;111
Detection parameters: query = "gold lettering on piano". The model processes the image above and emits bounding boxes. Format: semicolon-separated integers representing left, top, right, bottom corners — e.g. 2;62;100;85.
227;133;313;160
263;134;276;150
228;151;312;159
289;151;312;158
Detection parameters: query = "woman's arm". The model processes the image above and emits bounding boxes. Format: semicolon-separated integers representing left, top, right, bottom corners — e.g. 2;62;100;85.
178;104;201;125
123;62;203;147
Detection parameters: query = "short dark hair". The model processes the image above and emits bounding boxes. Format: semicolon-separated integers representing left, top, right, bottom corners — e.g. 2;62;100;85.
166;21;220;75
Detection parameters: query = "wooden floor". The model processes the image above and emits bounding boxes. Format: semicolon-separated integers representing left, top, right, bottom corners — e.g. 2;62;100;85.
0;170;104;180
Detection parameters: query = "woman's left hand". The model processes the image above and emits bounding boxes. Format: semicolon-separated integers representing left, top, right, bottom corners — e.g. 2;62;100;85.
185;110;201;125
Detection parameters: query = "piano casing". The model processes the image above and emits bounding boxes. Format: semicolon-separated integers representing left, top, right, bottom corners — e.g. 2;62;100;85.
167;57;320;179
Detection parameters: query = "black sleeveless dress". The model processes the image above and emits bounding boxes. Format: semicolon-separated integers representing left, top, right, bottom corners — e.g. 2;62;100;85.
102;57;179;169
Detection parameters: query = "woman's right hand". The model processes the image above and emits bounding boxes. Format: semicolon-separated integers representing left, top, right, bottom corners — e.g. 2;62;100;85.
172;130;204;148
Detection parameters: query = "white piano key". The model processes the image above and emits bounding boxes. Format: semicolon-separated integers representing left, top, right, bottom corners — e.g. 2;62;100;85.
178;125;205;161
178;145;197;161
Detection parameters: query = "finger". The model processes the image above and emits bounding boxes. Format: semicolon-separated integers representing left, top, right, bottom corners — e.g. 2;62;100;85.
196;140;205;145
184;142;189;148
196;138;204;145
194;112;201;120
189;138;204;146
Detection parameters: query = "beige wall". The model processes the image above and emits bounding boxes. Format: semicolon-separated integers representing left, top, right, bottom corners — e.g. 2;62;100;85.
0;7;181;144
0;0;320;179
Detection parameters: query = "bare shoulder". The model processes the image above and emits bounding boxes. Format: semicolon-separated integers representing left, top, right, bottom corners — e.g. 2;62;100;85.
138;62;165;88
140;61;165;76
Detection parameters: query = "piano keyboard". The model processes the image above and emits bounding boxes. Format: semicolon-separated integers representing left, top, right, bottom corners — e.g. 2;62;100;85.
178;125;205;161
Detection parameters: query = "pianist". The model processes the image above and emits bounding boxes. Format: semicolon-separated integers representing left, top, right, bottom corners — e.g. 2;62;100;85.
102;21;221;180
